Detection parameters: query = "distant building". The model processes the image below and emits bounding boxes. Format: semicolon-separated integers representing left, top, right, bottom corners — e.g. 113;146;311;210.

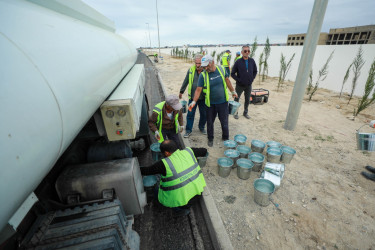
286;25;375;46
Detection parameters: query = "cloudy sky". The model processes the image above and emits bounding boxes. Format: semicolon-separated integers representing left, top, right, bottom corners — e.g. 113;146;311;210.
82;0;374;48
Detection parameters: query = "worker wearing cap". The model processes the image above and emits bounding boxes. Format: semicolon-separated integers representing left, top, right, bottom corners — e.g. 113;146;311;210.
141;140;207;216
188;55;238;147
179;54;207;138
221;50;231;75
235;51;241;62
149;94;184;148
231;45;258;119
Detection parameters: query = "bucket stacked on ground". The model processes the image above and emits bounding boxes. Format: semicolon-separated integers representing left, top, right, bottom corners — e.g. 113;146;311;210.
217;135;297;207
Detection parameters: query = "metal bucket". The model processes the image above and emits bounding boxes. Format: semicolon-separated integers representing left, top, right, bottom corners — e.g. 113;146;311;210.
236;145;252;158
251;139;266;153
234;134;247;145
150;143;162;161
356;131;375;151
228;101;241;115
197;152;209;167
267;147;283;163
218;157;233;178
281;146;296;163
143;175;158;203
224;149;240;168
223;140;237;149
253;179;275;207
248;152;265;172
236;158;254;180
266;141;282;148
180;100;187;113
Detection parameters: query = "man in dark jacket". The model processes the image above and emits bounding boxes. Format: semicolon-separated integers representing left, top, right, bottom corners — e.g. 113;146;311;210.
231;45;258;119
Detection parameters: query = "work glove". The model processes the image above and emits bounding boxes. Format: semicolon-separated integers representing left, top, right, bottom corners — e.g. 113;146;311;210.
188;101;196;111
154;130;160;141
231;91;238;99
179;125;184;133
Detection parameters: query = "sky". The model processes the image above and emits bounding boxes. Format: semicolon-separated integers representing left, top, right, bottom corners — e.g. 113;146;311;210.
82;0;375;48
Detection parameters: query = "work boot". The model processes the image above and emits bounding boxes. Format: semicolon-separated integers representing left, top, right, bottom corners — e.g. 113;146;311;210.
365;165;375;174
243;114;251;119
361;171;375;182
208;140;213;147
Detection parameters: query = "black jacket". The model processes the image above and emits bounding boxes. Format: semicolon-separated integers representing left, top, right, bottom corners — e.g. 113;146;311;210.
231;57;258;86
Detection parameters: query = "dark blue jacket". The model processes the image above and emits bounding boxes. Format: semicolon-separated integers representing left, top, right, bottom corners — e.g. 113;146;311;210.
231;57;258;86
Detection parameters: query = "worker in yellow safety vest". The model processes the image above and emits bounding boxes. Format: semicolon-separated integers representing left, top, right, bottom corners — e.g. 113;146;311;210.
141;140;207;216
235;51;242;62
188;55;238;147
220;49;231;75
148;95;184;148
179;54;207;138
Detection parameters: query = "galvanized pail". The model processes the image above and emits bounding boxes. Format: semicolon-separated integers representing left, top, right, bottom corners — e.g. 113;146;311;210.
236;158;254;180
180;100;188;113
281;146;296;163
228;101;241;115
197;152;209;167
234;134;247;145
143;175;158;203
251;139;266;153
356;130;375;152
224;149;240;168
223;140;237;149
236;145;252;158
253;179;275;207
150;143;162;161
266;141;282;148
267;147;283;163
218;157;233;178
248;152;265;172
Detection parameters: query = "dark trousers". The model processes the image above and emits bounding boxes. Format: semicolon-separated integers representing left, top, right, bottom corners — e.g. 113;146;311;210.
186;99;207;133
161;128;182;149
234;84;252;115
207;102;229;141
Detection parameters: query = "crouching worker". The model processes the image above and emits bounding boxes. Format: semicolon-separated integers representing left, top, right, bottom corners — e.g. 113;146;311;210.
141;140;207;216
149;94;184;149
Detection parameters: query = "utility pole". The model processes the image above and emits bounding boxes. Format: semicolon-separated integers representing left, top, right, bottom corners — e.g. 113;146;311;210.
156;0;161;58
284;0;328;131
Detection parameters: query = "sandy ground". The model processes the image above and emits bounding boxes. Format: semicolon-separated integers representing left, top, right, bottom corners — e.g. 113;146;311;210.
152;53;375;250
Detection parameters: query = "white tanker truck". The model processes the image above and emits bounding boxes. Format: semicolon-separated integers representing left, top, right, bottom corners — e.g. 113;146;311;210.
0;0;150;248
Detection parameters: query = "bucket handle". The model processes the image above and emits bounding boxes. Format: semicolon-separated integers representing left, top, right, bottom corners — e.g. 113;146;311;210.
269;197;281;211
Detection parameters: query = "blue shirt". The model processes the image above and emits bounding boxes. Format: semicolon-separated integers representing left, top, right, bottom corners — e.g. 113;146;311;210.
198;67;229;105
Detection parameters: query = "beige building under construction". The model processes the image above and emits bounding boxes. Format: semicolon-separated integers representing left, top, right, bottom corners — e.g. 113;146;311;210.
287;25;375;46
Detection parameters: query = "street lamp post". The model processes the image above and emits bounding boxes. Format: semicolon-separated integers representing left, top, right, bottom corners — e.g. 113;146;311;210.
146;22;151;50
155;0;161;59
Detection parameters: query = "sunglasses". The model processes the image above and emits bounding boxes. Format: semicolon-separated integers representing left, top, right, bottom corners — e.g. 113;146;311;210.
243;50;250;53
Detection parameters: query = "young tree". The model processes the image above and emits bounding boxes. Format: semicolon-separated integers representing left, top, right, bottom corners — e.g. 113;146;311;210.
308;50;334;101
348;46;365;104
339;63;353;98
278;53;295;90
262;37;271;81
354;58;375;116
306;70;313;95
249;37;258;58
258;52;264;85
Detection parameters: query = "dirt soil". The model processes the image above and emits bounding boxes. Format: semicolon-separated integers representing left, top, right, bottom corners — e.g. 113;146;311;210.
153;53;375;250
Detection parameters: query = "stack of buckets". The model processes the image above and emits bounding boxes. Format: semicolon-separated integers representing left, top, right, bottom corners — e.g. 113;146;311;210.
217;135;296;207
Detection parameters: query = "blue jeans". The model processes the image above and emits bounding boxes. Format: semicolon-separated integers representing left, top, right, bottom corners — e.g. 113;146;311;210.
207;102;229;141
186;99;207;133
